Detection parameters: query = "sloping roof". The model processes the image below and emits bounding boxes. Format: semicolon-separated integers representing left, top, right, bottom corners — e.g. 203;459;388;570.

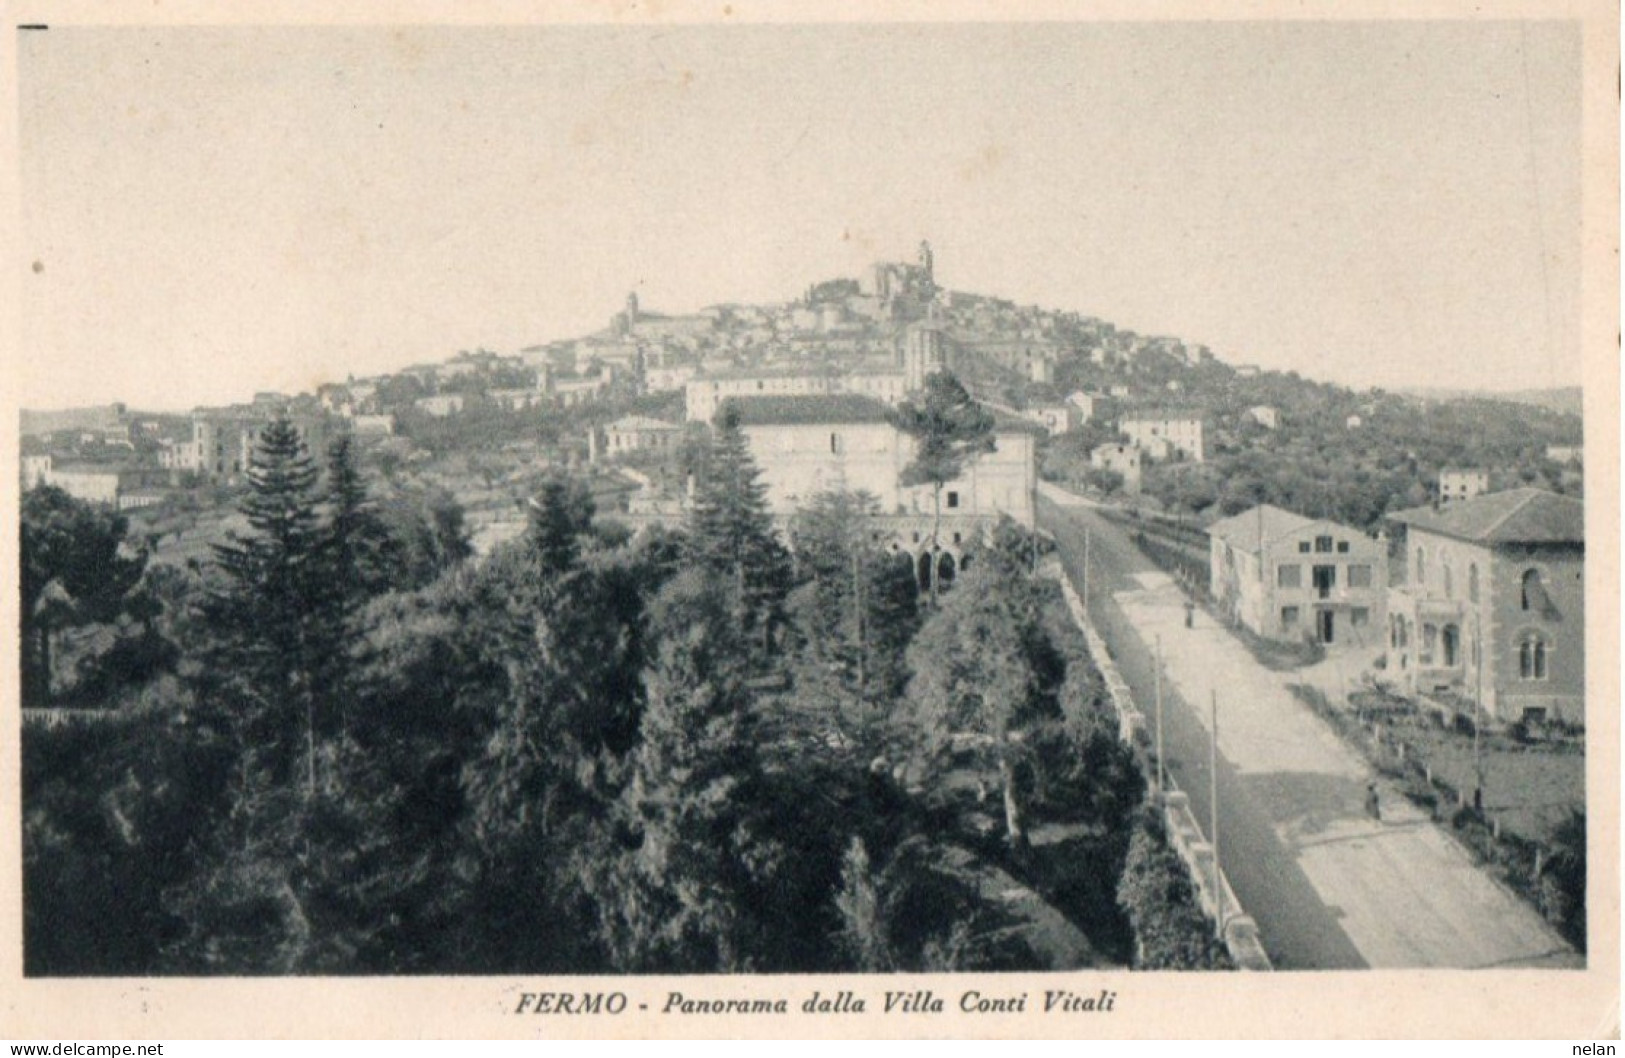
727;394;895;426
1390;488;1583;545
1206;504;1316;552
1122;407;1204;423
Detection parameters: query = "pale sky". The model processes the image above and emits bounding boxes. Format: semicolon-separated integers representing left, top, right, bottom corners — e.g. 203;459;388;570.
18;21;1582;411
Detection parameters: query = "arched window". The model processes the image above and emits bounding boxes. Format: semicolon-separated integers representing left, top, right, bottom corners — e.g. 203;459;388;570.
1521;569;1546;612
1415;548;1426;584
1518;633;1549;680
1468;564;1479;604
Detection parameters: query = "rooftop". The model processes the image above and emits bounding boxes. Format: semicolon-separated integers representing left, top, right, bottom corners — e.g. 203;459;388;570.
1207;504;1317;552
727;394;895;426
1390;488;1583;546
1122;408;1204;423
695;364;842;382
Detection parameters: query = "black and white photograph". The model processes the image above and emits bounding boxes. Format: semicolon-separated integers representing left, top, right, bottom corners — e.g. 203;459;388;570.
4;0;1617;1040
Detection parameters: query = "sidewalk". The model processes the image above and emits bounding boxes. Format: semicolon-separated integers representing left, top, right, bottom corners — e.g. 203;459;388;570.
1114;569;1578;969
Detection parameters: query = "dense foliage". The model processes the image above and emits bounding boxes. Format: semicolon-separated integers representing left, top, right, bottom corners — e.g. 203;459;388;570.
23;412;1196;976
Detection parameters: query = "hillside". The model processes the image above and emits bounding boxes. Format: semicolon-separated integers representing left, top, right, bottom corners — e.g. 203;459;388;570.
1394;386;1583;418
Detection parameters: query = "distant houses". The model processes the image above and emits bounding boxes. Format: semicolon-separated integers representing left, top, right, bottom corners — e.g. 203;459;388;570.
1385;488;1584;727
1438;468;1488;507
1088;443;1143;494
1244;405;1279;431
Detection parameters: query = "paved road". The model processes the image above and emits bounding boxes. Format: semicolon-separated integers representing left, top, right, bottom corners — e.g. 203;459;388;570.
1040;494;1580;970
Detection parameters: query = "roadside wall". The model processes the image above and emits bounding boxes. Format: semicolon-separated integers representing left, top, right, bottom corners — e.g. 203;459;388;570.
1050;565;1274;972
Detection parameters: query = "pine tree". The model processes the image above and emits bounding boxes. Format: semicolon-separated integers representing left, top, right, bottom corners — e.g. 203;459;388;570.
593;569;771;971
323;433;401;607
206;415;330;793
787;489;920;734
526;471;595;580
904;559;1065;848
894;372;996;602
684;403;792;656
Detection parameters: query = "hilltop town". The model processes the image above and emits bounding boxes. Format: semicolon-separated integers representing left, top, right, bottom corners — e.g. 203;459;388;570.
20;242;1588;978
21;240;1583;553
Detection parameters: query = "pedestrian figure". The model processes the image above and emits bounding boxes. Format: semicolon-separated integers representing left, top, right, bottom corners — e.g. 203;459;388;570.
1184;600;1195;629
1365;782;1381;822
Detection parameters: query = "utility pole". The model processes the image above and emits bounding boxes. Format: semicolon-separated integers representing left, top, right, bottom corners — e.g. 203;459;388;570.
1083;527;1091;613
1155;634;1165;796
1473;608;1485;813
1211;690;1223;940
1030;476;1039;573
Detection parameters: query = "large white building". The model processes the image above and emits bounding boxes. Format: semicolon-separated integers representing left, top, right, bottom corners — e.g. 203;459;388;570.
1121;411;1205;462
685;367;840;423
1208;504;1387;647
727;394;1038;587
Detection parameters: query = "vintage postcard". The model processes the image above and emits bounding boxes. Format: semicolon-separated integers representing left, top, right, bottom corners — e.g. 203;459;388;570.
0;0;1617;1041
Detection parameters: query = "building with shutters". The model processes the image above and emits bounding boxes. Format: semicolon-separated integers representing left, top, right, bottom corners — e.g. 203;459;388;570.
1208;504;1387;648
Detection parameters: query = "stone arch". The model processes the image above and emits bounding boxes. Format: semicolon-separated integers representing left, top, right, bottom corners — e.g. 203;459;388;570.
937;550;957;588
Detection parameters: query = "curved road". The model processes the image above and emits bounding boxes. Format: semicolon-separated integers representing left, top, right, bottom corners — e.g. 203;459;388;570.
1040;491;1579;970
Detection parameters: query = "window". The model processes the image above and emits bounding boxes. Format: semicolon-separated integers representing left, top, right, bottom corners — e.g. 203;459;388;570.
830;432;842;454
1415;548;1426;583
1298;541;1311;553
1351;607;1370;628
1348;564;1372;589
952;532;962;544
1420;623;1437;665
1468;564;1479;604
946;491;960;509
1518;633;1549;680
1442;558;1453;599
1520;569;1547;612
1315;535;1333;553
1337;541;1350;554
1281;606;1300;628
1277;564;1301;589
